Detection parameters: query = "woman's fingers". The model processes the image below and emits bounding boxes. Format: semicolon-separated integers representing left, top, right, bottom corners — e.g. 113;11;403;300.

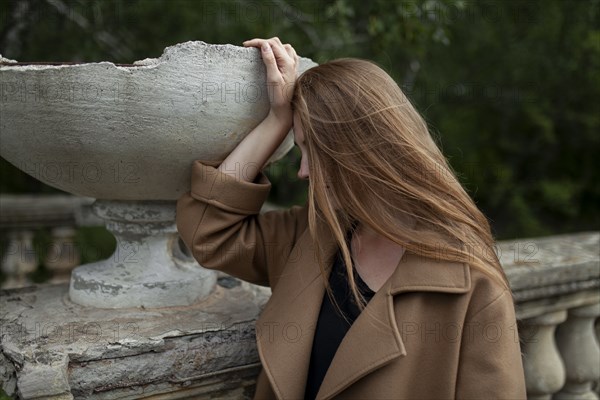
257;43;280;82
283;44;299;62
243;38;296;79
242;38;296;123
269;41;292;68
242;38;264;47
243;38;278;49
244;38;293;61
283;44;293;58
246;38;290;61
283;44;299;78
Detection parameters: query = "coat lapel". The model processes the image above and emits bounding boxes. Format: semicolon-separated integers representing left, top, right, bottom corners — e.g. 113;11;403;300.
315;248;472;400
314;277;405;400
255;219;472;400
255;219;338;400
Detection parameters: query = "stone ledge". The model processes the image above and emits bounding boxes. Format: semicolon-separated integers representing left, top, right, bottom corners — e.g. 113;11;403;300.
500;231;599;302
0;195;100;229
515;288;600;320
0;280;270;399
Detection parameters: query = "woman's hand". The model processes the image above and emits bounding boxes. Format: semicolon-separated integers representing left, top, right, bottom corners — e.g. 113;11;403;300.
243;37;299;127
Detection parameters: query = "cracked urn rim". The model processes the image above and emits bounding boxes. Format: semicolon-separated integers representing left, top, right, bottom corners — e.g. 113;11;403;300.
0;41;318;200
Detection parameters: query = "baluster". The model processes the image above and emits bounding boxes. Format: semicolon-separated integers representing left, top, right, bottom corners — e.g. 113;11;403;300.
521;310;568;400
1;230;39;289
555;303;600;400
44;226;80;284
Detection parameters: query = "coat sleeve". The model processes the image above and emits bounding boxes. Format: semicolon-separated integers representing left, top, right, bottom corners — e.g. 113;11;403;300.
175;160;309;289
455;287;528;399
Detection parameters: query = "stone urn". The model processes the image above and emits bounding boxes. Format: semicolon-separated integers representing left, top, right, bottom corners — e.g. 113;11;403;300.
0;41;318;308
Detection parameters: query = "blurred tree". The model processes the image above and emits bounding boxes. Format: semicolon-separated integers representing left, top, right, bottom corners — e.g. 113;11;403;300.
412;0;600;238
0;0;598;248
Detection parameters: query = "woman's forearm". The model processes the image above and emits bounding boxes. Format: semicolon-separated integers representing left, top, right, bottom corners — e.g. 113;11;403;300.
217;111;292;183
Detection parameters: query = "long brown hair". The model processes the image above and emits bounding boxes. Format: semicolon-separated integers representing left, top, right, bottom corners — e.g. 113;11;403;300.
290;58;510;324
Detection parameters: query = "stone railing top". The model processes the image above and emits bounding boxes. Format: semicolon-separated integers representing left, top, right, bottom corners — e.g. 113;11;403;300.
498;231;599;302
0;194;101;228
0;194;283;230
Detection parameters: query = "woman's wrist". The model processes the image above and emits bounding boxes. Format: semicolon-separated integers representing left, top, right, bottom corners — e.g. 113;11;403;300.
267;108;293;132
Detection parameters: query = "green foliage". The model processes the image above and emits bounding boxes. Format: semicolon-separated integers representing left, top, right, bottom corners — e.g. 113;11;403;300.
413;0;600;238
0;388;14;399
74;226;116;265
0;0;598;248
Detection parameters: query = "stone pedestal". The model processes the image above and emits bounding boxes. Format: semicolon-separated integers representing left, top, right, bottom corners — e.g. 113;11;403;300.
69;200;216;308
0;279;271;399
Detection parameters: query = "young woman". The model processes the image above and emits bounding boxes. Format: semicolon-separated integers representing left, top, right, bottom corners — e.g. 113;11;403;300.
176;37;527;399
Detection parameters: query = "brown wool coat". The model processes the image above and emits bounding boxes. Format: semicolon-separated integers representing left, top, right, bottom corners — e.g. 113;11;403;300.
176;160;528;400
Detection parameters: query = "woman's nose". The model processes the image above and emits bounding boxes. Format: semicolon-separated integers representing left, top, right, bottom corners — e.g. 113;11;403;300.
297;167;309;180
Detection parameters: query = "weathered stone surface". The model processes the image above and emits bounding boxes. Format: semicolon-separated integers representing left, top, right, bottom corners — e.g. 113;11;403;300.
68;199;217;309
0;195;100;229
0;350;17;396
2;231;597;398
515;289;600;320
499;231;599;302
18;351;71;399
0;41;318;200
0;280;271;399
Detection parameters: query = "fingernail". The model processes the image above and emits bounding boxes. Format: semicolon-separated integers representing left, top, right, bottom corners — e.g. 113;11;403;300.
262;43;271;52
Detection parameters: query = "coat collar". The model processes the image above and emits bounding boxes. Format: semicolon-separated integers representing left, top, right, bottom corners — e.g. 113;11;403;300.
255;217;472;400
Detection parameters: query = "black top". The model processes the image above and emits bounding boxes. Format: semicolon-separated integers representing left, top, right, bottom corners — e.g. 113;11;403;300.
304;223;376;400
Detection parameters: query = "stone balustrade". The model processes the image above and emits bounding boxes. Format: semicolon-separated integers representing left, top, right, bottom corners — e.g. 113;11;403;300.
0;194;102;288
0;196;598;399
500;232;600;399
